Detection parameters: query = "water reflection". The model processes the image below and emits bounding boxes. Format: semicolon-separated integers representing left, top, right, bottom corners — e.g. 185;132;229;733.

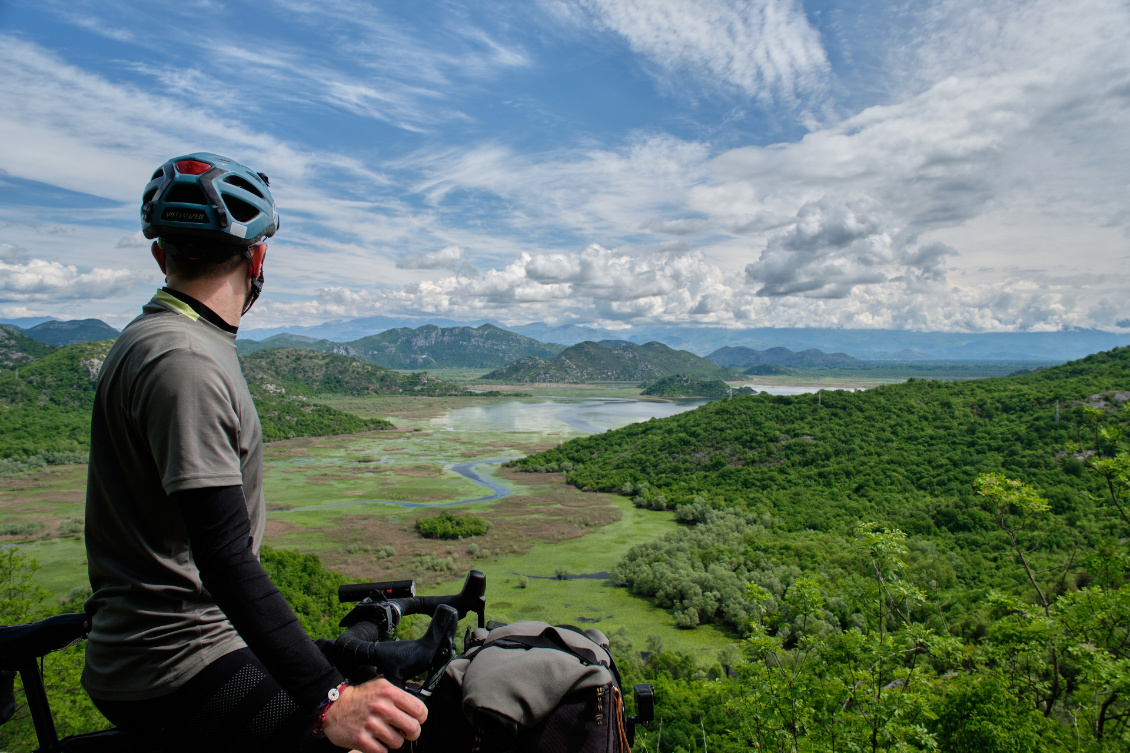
422;397;708;437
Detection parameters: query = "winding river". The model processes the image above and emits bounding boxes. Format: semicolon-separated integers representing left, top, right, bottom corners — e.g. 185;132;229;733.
270;396;712;513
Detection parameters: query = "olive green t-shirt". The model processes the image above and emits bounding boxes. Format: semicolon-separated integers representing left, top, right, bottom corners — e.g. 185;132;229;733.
82;290;265;700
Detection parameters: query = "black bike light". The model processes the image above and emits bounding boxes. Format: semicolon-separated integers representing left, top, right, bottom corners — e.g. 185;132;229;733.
338;579;416;603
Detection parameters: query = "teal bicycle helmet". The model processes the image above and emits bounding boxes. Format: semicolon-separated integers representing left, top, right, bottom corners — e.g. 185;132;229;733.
141;152;279;253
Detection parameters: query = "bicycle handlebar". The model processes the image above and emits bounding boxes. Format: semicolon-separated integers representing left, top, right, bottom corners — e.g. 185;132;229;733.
338;569;486;635
336;604;458;687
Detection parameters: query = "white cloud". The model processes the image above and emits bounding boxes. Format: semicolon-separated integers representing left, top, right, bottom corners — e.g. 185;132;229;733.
0;244;27;261
116;231;150;249
572;0;830;101
396;244;468;270
0;258;139;302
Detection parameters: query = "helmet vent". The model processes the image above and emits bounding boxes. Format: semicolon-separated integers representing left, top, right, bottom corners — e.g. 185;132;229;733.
222;175;264;199
150;168;164;180
223;194;260;223
166;183;209;205
143;188;158;204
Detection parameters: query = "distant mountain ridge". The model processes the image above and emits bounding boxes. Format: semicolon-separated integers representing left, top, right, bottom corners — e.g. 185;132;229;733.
482;341;744;383
243;315;1130;361
707;346;862;368
240;324;564;370
16;319;119;346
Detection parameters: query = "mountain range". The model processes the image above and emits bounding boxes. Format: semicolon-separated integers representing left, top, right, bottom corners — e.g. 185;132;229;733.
482;341;744;383
7;314;1130;363
707;346;862;368
237;323;563;370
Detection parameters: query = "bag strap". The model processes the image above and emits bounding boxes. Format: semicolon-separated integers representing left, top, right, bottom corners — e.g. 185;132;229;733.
480;627;600;665
474;626;623;689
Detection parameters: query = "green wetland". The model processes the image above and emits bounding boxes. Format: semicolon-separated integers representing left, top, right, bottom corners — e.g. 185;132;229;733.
5;349;1130;751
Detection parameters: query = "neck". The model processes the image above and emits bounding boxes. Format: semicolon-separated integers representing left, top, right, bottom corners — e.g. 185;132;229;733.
165;275;246;328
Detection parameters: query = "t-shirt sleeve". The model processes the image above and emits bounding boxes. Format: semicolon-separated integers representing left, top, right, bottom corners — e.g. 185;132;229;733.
134;346;245;494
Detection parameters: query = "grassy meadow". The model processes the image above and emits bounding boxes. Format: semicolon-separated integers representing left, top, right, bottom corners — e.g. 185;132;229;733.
1;392;738;661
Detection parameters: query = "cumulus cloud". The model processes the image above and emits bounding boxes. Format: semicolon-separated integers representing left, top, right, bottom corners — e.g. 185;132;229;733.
396;244;468;270
0;258;139;302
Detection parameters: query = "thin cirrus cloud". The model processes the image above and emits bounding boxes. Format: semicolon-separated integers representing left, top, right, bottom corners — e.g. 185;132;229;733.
571;0;830;101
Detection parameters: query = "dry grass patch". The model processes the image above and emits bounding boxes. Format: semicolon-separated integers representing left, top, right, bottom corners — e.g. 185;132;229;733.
385;465;443;478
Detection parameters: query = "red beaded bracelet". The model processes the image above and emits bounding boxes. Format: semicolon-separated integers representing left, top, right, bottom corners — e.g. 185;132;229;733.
312;680;349;734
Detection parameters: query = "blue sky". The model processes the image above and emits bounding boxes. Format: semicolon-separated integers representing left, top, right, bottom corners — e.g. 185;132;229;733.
1;0;1128;334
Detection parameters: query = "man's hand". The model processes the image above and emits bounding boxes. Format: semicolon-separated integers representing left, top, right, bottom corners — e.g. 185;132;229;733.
321;678;428;753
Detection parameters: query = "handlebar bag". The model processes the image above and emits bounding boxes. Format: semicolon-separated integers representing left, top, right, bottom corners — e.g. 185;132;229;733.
411;620;632;753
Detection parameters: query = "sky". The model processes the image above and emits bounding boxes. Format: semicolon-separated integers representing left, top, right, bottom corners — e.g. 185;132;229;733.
1;0;1129;334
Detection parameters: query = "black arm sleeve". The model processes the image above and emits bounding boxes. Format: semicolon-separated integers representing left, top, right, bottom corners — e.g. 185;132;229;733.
172;485;344;711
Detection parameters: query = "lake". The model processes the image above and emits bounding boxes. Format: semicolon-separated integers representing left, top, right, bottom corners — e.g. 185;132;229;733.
422;396;711;437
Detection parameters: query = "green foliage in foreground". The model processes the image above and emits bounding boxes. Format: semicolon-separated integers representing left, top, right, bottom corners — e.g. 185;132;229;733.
415;510;490;539
511;347;1130;749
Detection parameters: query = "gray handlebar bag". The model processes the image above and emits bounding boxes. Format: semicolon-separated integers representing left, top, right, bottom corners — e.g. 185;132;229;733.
444;620;619;734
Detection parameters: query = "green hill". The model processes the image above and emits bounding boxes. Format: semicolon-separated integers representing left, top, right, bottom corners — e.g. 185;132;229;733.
19;319;120;346
483;341;743;383
640;375;757;399
238;324;564;370
238;348;471;397
0;325;58;368
0;340;114;458
513;347;1130;530
504;348;1130;750
0;344;423;462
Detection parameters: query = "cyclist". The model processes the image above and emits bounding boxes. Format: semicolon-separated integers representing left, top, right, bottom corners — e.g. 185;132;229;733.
82;153;426;753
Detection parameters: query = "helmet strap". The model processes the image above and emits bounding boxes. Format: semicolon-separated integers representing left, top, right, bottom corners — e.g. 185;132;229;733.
241;244;267;315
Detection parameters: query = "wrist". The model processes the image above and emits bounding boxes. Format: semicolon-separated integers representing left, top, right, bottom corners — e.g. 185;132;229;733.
312;680;349;734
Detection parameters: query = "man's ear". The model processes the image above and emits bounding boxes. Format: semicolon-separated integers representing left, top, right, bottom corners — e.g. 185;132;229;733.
151;241;167;274
248;243;267;278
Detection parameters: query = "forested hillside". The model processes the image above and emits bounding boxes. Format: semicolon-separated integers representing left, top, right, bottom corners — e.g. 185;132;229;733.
483;340;743;382
515;347;1130;532
640;375;756;399
510;347;1130;750
0;326;57;368
238;323;565;369
0;344;404;465
239;347;472;397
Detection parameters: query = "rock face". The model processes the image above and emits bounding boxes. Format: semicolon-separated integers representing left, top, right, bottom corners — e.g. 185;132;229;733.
483;341;743;383
0;325;57;368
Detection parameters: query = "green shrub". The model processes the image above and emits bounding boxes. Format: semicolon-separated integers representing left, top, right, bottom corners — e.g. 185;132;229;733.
416;511;489;540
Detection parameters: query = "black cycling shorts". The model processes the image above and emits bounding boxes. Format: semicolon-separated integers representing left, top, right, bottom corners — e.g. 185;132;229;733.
91;648;345;753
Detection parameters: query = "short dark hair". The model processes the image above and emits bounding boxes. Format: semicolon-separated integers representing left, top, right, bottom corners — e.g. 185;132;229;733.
159;238;246;282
